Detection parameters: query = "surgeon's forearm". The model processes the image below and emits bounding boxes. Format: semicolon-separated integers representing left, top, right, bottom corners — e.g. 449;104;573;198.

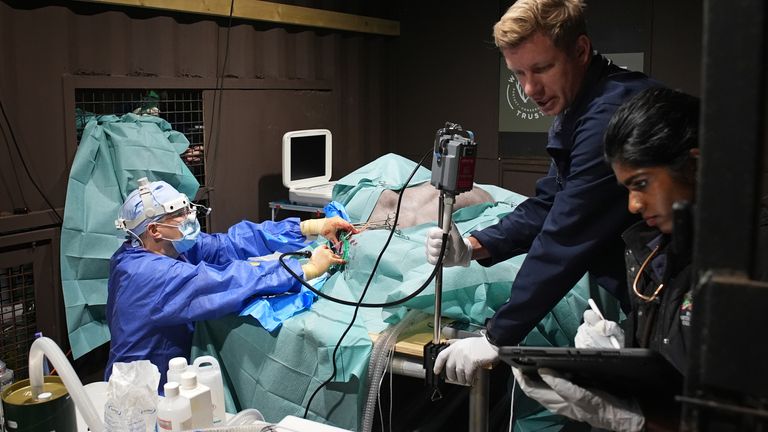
467;236;490;261
300;218;325;236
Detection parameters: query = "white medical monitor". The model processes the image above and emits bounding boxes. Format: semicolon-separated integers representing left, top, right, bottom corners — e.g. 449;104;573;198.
282;129;332;189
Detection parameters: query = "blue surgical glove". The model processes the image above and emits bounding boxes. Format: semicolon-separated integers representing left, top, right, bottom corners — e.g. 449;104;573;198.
433;336;498;385
512;367;645;432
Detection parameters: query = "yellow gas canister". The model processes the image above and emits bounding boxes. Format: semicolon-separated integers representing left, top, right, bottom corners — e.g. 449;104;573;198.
1;376;76;432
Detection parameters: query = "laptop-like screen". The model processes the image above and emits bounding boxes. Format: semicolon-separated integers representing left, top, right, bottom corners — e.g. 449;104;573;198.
291;135;326;181
282;129;332;190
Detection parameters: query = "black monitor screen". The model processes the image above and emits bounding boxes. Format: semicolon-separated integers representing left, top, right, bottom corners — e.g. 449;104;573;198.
291;135;327;181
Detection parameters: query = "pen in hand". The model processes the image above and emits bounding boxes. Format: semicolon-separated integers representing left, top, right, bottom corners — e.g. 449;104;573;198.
587;298;622;349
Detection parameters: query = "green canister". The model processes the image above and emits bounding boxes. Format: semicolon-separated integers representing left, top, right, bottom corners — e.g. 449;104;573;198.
1;376;76;432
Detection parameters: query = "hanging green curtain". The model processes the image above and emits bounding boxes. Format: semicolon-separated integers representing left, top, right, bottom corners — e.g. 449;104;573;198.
61;113;199;358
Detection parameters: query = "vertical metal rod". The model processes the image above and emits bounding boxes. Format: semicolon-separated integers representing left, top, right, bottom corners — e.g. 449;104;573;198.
469;368;490;432
433;193;455;344
433;193;444;344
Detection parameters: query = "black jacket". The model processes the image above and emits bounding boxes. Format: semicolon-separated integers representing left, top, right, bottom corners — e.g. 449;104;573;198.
623;203;768;375
622;222;692;375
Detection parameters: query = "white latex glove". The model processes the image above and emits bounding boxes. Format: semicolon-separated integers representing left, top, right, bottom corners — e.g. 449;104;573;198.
301;245;344;279
433;336;499;385
425;224;472;267
512;367;645;432
574;310;625;349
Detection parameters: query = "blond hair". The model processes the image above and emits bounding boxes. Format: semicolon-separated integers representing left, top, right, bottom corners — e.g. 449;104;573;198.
493;0;587;50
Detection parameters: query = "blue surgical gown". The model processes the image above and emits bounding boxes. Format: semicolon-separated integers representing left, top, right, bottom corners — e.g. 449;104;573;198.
104;218;309;389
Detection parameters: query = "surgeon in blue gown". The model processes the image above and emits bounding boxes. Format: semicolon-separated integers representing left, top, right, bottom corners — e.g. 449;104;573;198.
105;178;355;388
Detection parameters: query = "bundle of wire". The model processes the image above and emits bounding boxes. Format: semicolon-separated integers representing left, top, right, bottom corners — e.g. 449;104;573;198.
329;230;353;272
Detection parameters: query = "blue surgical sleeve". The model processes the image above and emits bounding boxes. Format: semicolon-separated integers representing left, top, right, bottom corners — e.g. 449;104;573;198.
112;253;306;328
185;218;307;266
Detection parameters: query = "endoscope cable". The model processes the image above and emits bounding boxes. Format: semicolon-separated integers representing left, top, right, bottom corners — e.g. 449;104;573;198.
278;149;448;308
294;147;453;421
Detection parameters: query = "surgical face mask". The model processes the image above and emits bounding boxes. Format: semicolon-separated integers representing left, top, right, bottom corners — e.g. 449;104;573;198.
156;212;201;254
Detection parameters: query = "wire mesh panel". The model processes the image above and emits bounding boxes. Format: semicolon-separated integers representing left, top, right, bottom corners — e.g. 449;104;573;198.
0;262;36;380
74;89;209;232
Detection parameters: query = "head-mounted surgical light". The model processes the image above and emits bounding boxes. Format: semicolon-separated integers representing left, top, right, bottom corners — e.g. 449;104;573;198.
115;178;192;234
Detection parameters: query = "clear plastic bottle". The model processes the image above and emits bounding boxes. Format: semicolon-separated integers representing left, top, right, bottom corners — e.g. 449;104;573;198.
166;357;188;387
178;372;213;428
157;382;192;432
192;356;225;425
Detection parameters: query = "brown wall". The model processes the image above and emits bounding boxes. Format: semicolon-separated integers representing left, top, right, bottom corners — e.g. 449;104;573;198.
0;0;396;231
390;1;503;184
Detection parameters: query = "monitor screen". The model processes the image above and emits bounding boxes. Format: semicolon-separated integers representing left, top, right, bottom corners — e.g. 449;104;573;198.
282;129;332;189
290;135;327;181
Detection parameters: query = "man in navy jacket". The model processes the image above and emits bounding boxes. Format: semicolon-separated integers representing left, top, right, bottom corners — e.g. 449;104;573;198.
426;0;660;385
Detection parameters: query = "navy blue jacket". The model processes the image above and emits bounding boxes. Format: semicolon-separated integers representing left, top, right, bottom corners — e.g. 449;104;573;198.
476;54;660;346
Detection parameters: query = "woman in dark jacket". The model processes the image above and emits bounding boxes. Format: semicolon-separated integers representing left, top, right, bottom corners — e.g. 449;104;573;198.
604;87;701;376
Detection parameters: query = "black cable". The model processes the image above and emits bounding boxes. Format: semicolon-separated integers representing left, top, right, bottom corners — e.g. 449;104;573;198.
296;148;452;418
280;148;440;308
205;0;235;188
279;239;445;308
0;96;62;223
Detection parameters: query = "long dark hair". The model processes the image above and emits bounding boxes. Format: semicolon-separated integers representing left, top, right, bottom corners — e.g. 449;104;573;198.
604;87;700;180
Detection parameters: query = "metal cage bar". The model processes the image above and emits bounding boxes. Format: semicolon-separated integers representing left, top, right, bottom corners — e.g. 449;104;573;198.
74;88;208;232
0;263;36;380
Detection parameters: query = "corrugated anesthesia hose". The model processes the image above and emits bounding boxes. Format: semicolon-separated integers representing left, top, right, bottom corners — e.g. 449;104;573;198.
360;310;428;432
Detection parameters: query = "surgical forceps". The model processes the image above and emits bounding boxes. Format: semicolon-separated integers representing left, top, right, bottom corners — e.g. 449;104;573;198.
352;213;400;233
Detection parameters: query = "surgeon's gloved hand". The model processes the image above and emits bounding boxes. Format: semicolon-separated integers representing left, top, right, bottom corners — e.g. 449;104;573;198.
574;310;625;348
433;336;499;385
300;217;358;247
301;245;344;279
512;367;645;432
425;224;472;267
320;216;358;246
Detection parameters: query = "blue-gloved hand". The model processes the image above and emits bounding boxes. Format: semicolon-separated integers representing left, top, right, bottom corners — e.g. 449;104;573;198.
433;336;499;385
574;310;625;349
425;223;472;267
512;367;645;432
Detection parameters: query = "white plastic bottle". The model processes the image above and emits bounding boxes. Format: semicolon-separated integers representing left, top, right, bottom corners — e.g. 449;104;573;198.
157;382;192;432
193;356;225;425
166;357;188;386
178;371;213;428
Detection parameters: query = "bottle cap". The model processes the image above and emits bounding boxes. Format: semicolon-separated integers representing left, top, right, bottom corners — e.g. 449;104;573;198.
168;357;188;371
180;371;197;389
164;382;180;397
